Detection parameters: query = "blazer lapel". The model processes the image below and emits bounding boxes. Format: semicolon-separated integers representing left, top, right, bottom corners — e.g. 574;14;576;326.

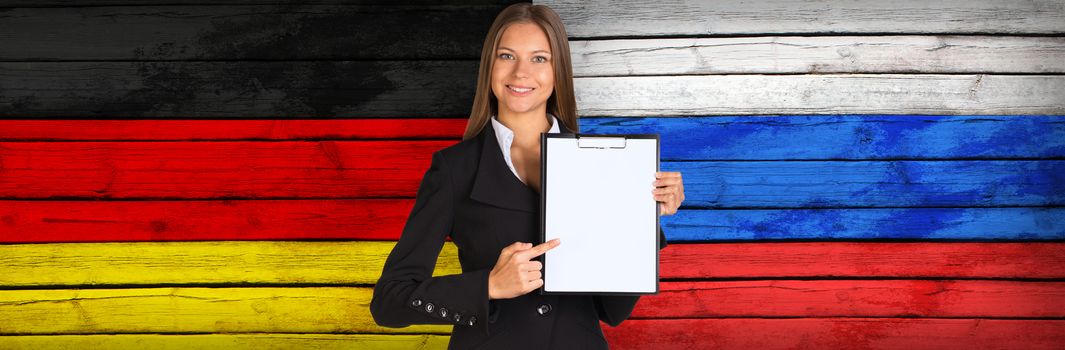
470;125;539;212
469;118;576;212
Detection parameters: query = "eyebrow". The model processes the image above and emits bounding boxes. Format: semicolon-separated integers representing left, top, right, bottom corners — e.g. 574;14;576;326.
498;46;551;54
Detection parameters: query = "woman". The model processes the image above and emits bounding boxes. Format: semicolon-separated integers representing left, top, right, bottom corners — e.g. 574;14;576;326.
370;3;685;349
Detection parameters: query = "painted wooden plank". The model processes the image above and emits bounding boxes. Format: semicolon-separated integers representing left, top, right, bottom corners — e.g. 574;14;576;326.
0;5;504;60
0;141;456;199
663;207;1065;241
0;241;460;286
570;36;1065;76
4;242;1063;287
0;61;477;118
665;160;1064;208
0;0;520;7
2;285;1061;335
0;287;451;334
574;75;1065;116
582;115;1065;161
0;119;466;141
601;318;1065;350
0;334;452;350
661;242;1065;279
633;280;1065;318
0;199;419;243
3;142;1059;206
6;116;1062;161
540;0;1065;37
3;201;1062;243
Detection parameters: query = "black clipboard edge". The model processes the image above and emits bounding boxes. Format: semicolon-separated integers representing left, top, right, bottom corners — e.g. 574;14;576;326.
538;132;661;296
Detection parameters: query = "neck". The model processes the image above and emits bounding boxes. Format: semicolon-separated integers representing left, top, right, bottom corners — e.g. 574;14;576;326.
497;108;552;145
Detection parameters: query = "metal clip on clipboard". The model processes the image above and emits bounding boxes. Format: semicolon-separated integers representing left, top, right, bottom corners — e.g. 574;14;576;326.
576;136;628;149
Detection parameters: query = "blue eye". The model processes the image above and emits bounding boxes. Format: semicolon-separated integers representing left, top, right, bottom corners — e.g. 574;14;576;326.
498;53;514;60
533;56;547;63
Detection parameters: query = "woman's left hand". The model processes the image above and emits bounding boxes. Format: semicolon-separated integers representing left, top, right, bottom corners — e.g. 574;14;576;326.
653;171;685;216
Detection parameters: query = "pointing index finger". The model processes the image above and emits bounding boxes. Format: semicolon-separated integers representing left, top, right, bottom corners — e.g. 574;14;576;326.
515;238;561;261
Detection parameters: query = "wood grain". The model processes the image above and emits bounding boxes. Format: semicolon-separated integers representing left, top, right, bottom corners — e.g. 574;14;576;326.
0;241;460;286
541;0;1065;37
633;280;1065;318
0;61;477;118
4;242;1063;286
660;242;1065;279
0;199;419;243
664;207;1065;241
0;334;452;350
0;119;466;141
0;5;505;60
0;141;456;199
582;115;1065;161
0;287;452;334
571;36;1065;76
3;201;1061;243
6;115;1061;161
574;74;1065;116
3;142;1059;206
667;160;1064;208
601;318;1065;350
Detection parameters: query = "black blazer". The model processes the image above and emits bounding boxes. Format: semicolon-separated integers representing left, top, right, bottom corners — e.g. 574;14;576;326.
370;122;667;350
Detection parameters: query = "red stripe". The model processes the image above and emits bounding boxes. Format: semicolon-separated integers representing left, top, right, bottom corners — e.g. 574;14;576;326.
633;280;1065;318
661;242;1065;279
0;141;455;199
0;199;413;242
602;318;1065;350
0;119;466;140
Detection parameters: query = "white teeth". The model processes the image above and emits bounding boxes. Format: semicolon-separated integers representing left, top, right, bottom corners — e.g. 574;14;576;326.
508;85;533;93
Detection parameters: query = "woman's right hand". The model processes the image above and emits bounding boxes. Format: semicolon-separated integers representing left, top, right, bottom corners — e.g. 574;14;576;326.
487;239;561;300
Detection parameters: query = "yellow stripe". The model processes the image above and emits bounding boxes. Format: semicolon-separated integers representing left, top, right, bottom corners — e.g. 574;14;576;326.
0;334;450;350
0;241;461;286
0;287;452;335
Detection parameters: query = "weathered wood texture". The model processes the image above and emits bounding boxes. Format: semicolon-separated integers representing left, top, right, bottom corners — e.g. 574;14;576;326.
0;61;478;117
3;324;1065;350
0;241;459;286
0;141;454;199
0;282;1061;334
0;119;466;141
581;116;1065;161
0;287;452;334
3;142;1060;206
570;36;1065;75
0;5;508;61
633;280;1065;318
6;115;1063;160
0;334;453;350
573;75;1065;116
2;201;1062;242
601;318;1065;350
540;0;1065;37
4;242;1063;287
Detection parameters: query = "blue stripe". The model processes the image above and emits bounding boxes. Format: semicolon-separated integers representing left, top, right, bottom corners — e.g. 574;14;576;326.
582;115;1065;161
662;208;1065;241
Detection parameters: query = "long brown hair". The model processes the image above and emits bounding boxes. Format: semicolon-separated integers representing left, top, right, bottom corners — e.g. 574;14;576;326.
463;3;578;140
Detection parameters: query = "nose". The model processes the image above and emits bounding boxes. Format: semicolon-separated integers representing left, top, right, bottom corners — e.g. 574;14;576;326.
512;59;531;79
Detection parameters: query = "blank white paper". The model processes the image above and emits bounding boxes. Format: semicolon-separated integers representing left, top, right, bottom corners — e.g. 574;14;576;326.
543;136;658;294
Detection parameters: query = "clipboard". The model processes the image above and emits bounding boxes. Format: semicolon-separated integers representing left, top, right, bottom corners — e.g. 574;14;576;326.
539;133;660;296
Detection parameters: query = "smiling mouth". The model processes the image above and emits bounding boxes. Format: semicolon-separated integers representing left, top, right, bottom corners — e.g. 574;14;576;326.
507;85;534;93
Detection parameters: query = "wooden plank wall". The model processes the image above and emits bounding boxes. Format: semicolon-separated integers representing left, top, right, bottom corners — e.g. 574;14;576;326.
542;0;1065;349
1;1;1064;349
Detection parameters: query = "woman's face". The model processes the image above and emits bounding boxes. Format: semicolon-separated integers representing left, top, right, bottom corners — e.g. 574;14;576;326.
491;22;555;118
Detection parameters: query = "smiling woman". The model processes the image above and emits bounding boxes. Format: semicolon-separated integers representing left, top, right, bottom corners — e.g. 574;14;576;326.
369;3;684;350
